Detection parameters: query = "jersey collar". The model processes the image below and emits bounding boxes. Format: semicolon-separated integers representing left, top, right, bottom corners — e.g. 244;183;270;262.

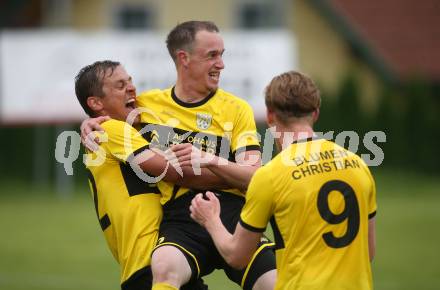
291;136;323;144
171;86;216;108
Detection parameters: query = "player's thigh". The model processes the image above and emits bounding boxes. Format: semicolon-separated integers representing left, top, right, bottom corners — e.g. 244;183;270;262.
151;245;192;285
252;269;276;290
223;241;276;290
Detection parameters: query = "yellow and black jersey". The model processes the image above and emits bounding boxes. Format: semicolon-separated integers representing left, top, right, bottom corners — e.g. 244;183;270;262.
136;87;260;204
240;138;376;290
84;119;162;283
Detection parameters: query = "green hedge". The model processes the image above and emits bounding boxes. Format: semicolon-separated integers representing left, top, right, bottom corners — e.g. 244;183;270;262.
316;73;440;173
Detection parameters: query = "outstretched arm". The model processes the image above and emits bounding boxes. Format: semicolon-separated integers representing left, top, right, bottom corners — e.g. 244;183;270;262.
207;150;261;192
171;143;261;192
131;148;227;190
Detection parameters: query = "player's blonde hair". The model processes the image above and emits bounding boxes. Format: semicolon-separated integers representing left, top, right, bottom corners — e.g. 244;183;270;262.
265;71;321;123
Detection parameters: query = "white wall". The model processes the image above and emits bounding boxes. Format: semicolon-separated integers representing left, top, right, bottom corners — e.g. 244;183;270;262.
0;29;296;124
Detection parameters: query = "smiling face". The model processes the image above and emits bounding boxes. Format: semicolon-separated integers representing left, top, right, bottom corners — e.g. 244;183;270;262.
91;65;139;124
185;30;225;95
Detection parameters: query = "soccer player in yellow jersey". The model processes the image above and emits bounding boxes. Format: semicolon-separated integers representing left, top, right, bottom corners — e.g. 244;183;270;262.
75;60;223;290
139;21;276;290
190;71;377;290
80;21;277;290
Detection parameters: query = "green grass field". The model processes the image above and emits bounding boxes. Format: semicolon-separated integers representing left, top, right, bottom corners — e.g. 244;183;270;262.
0;169;439;290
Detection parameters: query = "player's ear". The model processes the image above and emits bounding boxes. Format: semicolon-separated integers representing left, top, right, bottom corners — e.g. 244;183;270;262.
312;109;320;124
266;108;275;127
87;96;104;113
177;50;190;68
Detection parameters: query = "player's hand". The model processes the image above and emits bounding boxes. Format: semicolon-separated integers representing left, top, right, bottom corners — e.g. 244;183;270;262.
190;191;221;228
80;116;110;151
170;143;216;169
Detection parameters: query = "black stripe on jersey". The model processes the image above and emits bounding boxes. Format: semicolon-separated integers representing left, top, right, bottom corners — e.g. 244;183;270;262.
270;216;285;250
239;217;266;233
140;123;232;160
170;184;181;202
126;144;150;162
171;86;216;108
99;213;111;231
291;136;323;144
368;211;377;219
119;162;160;196
87;170;111;231
232;145;262;156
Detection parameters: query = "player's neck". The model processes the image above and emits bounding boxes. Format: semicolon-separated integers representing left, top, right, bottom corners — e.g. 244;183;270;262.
276;123;315;150
174;80;212;103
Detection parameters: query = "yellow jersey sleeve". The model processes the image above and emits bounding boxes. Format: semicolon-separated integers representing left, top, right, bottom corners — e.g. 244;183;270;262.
101;119;149;162
239;165;274;232
231;101;260;155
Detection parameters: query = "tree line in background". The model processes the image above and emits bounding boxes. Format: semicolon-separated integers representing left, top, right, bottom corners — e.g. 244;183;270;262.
1;75;439;188
315;73;440;174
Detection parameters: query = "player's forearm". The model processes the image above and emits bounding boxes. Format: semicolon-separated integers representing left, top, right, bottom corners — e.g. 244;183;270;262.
135;150;223;187
176;168;229;190
204;218;247;269
206;155;259;191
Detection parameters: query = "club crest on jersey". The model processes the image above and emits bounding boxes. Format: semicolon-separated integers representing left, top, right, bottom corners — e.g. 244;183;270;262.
196;113;212;130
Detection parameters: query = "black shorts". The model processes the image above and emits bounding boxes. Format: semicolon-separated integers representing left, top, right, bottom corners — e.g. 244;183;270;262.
153;191;276;290
121;265;208;290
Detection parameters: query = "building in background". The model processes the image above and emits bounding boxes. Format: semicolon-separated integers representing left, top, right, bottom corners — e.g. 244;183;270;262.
2;0;439;109
1;0;439;185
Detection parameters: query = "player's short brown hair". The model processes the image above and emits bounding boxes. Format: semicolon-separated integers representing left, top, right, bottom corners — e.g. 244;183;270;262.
166;20;219;63
75;60;120;116
265;71;321;122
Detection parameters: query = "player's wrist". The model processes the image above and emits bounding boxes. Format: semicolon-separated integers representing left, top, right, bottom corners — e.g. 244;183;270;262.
205;154;219;167
204;215;222;232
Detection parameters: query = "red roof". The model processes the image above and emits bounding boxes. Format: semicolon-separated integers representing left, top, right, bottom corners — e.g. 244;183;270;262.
331;0;440;81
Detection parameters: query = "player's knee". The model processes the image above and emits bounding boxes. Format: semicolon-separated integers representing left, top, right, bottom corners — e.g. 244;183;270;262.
151;246;191;286
152;259;178;283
